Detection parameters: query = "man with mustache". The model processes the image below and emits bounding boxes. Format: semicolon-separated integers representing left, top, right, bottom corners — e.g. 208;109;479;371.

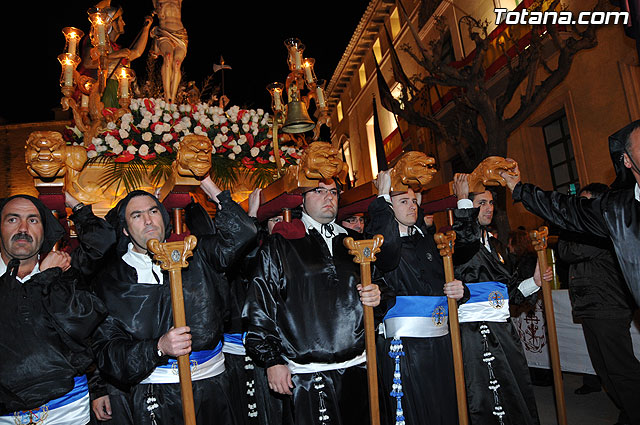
451;173;551;425
243;179;381;425
0;193;115;424
91;175;257;425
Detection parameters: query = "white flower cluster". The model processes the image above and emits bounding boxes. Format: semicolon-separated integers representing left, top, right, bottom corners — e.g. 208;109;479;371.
81;98;273;159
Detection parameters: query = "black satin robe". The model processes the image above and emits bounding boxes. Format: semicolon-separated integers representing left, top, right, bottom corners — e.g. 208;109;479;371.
0;206;113;414
243;229;367;367
452;207;540;425
91;191;256;424
366;196;458;425
513;182;640;307
243;225;372;425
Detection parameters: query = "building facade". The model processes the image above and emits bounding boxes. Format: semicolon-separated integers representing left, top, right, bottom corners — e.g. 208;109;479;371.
326;0;640;230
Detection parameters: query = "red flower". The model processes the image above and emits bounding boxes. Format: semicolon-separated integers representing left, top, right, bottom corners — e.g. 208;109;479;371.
246;133;254;148
122;139;133;146
140;153;157;160
255;157;269;164
144;98;155;115
114;151;135;162
87;143;96;151
237;110;246;121
241;157;255;169
102;108;119;119
290;151;301;159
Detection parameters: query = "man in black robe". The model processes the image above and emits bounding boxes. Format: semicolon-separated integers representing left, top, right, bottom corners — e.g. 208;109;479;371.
557;182;640;425
91;176;257;425
243;179;381;425
0;193;113;424
500;120;640;425
451;174;550;425
365;170;462;425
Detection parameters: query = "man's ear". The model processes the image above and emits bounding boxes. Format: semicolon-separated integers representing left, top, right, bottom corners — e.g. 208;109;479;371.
623;152;632;169
123;227;129;237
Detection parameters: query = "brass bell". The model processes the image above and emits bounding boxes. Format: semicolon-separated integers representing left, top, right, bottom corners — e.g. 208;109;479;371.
282;100;315;133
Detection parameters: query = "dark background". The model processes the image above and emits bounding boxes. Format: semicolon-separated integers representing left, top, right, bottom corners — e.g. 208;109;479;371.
1;0;370;125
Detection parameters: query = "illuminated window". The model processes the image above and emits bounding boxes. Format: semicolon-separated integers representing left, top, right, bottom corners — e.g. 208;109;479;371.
337;101;343;122
365;115;379;178
359;63;367;88
390;82;405;111
390;8;401;39
542;112;579;194
341;140;355;183
373;38;382;64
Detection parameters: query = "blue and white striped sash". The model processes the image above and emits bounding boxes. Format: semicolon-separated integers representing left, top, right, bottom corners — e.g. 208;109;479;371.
458;281;509;323
382;295;449;338
1;375;90;425
140;341;225;384
222;332;246;356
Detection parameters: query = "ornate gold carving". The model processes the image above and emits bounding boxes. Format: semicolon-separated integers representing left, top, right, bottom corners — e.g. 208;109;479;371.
158;135;212;201
282;141;348;192
389;151;437;193
529;226;549;252
343;234;384;265
25;131;88;181
175;135;212;177
434;231;457;258
468;156;518;193
147;235;198;271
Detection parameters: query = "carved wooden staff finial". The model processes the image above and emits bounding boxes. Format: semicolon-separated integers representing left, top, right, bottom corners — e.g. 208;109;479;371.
147;235;198;425
343;234;384;425
434;230;469;425
529;226;567;425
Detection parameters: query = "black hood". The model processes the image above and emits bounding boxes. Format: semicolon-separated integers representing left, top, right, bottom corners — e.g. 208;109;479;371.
105;190;172;255
609;119;640;190
0;194;65;257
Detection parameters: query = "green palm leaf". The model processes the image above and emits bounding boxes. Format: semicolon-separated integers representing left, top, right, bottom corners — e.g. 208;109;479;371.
88;156;149;197
248;164;280;188
209;157;239;190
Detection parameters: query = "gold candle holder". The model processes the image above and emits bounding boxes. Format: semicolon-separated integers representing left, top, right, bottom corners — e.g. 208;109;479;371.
62;27;84;57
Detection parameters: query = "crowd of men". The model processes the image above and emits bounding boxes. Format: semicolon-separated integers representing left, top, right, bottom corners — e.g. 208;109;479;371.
2;119;640;425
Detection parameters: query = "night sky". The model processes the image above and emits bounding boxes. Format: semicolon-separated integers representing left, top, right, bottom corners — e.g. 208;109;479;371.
2;1;370;125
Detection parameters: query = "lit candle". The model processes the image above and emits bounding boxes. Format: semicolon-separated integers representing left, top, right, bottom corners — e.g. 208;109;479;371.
292;50;301;70
119;70;129;98
63;60;74;87
316;86;326;108
96;18;106;46
68;33;78;55
303;62;313;84
81;94;89;108
273;89;282;110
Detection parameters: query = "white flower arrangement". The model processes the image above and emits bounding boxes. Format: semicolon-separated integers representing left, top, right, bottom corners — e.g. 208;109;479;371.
65;97;304;170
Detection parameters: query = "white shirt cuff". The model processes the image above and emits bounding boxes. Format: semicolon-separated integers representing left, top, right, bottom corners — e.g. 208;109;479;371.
378;194;392;204
457;198;473;209
518;277;541;298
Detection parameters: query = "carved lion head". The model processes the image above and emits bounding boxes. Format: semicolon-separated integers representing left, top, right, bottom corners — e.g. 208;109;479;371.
300;142;345;180
175;135;212;177
25;131;69;178
389;151;437;192
468;156;518;193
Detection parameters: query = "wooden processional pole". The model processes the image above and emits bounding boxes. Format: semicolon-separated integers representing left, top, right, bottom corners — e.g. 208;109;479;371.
344;234;384;425
529;226;568;425
434;230;469;425
147;235;198;425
